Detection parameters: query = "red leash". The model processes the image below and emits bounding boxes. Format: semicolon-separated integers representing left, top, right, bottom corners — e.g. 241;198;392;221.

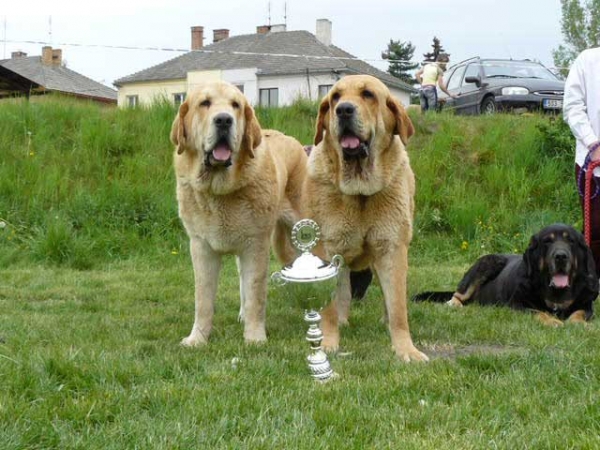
584;160;600;246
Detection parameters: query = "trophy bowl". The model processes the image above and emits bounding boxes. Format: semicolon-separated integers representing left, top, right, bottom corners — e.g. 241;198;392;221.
272;219;344;382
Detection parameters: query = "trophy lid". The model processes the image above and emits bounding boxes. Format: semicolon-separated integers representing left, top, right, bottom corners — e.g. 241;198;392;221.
271;219;344;284
277;252;342;283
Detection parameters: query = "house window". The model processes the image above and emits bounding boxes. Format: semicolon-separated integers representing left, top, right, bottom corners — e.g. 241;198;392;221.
234;85;244;94
173;92;186;107
126;95;139;108
259;88;279;107
318;84;333;98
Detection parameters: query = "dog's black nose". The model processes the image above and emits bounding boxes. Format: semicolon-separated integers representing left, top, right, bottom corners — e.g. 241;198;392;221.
214;113;233;129
336;102;356;119
555;251;568;262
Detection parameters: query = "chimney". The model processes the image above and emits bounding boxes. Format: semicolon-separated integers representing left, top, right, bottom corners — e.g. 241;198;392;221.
11;51;27;58
270;24;286;32
316;19;332;46
191;26;204;50
257;25;271;34
42;46;53;65
41;46;62;66
213;29;230;43
52;49;62;65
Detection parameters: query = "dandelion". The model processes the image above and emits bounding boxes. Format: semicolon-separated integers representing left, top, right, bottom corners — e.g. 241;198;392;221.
29;151;35;157
171;250;179;255
0;221;5;229
461;240;469;251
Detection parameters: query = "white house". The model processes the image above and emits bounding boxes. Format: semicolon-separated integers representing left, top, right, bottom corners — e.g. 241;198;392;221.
113;19;416;108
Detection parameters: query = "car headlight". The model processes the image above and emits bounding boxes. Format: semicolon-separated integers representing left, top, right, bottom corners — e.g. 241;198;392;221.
501;87;529;95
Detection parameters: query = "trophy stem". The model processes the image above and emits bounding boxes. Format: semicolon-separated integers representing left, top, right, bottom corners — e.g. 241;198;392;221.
304;309;334;382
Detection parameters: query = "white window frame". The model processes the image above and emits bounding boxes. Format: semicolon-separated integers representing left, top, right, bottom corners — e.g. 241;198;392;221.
126;95;139;108
173;92;186;107
259;88;279;107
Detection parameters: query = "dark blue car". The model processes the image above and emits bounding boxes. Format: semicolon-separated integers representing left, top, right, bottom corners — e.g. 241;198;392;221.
439;57;564;115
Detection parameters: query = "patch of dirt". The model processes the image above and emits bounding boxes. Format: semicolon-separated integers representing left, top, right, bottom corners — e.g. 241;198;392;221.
424;343;526;360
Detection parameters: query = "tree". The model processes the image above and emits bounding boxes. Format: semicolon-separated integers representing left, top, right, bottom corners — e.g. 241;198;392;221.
423;36;446;62
381;39;419;85
553;0;600;77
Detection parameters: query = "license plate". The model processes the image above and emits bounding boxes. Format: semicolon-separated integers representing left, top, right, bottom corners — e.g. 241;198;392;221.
543;99;563;109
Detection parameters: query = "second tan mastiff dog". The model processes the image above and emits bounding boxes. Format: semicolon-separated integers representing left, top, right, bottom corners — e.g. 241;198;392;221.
303;75;428;362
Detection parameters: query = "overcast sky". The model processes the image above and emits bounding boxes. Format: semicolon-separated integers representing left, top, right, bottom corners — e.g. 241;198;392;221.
2;0;563;89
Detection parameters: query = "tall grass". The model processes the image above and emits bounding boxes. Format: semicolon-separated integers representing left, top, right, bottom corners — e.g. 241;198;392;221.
0;97;579;269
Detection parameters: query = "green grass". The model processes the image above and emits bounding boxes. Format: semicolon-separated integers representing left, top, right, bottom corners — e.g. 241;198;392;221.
2;260;600;449
1;97;596;448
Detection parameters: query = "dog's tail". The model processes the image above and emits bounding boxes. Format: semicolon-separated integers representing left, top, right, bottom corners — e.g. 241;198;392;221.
411;291;455;303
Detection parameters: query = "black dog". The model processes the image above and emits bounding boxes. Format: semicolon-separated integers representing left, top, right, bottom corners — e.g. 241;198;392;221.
413;224;598;324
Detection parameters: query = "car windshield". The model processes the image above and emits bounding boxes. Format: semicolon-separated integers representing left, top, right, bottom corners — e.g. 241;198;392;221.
482;61;558;81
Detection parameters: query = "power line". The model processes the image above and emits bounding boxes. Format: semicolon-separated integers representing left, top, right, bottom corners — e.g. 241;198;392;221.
1;38;570;70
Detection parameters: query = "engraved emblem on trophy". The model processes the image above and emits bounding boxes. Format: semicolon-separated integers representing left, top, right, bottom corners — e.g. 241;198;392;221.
272;219;344;382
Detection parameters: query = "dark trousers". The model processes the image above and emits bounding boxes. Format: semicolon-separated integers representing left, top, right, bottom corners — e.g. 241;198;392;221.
576;164;600;277
419;86;438;112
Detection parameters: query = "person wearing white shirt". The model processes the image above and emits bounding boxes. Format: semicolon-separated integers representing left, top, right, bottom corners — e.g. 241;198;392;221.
564;46;600;275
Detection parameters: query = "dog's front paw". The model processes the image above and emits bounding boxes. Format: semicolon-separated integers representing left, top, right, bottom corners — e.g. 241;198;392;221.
446;296;463;307
244;329;267;344
536;311;564;327
394;344;429;362
322;335;340;353
180;332;208;347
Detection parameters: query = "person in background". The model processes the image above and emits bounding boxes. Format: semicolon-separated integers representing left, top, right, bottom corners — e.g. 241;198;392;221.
564;46;600;275
415;53;457;112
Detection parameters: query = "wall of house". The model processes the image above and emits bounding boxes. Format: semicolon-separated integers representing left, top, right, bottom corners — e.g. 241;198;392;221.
387;86;411;107
256;73;411;107
186;69;223;88
221;68;258;104
257;73;339;106
117;79;187;107
117;69;412;108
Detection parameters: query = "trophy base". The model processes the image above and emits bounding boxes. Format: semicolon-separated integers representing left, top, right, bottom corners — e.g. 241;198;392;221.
305;309;336;382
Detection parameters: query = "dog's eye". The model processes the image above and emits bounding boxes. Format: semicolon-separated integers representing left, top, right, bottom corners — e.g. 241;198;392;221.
232;101;240;109
331;92;340;102
362;89;374;99
200;99;211;108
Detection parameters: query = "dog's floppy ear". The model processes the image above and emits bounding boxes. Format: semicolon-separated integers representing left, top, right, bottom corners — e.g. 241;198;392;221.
575;230;599;292
242;102;261;159
523;233;541;278
386;95;414;146
170;101;189;155
314;96;330;145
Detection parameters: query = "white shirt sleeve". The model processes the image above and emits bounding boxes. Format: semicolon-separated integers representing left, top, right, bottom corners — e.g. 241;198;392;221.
563;54;599;149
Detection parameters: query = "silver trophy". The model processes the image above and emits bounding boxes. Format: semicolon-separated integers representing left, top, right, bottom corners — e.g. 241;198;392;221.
272;219;344;382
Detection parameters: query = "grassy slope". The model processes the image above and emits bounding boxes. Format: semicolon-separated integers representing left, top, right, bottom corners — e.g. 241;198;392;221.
1;98;598;449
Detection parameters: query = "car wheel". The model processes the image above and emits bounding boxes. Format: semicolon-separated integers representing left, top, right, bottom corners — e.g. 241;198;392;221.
480;96;496;115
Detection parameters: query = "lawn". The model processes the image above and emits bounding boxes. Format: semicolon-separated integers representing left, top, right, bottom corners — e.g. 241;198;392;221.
2;257;600;449
1;98;598;448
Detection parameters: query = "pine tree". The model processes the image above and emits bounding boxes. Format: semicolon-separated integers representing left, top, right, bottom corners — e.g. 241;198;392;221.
381;39;419;85
553;0;600;78
423;37;446;62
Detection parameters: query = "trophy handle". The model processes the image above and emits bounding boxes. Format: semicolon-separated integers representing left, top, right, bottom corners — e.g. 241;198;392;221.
330;254;344;268
271;271;287;286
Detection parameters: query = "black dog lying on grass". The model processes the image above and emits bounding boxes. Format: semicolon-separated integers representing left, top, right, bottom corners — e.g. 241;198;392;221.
412;224;598;325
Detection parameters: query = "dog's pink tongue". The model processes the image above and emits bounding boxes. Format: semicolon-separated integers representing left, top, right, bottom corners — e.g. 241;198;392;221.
552;274;569;288
341;135;360;149
212;144;232;161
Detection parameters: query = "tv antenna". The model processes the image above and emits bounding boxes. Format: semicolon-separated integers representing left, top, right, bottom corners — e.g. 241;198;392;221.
48;16;53;44
268;1;271;26
284;2;287;26
3;16;6;59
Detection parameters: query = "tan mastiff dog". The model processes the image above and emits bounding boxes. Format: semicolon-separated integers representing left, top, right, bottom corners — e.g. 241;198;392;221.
303;75;428;362
171;80;306;346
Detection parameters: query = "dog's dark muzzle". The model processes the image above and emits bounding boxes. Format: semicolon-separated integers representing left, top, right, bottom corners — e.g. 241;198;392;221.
342;142;370;161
